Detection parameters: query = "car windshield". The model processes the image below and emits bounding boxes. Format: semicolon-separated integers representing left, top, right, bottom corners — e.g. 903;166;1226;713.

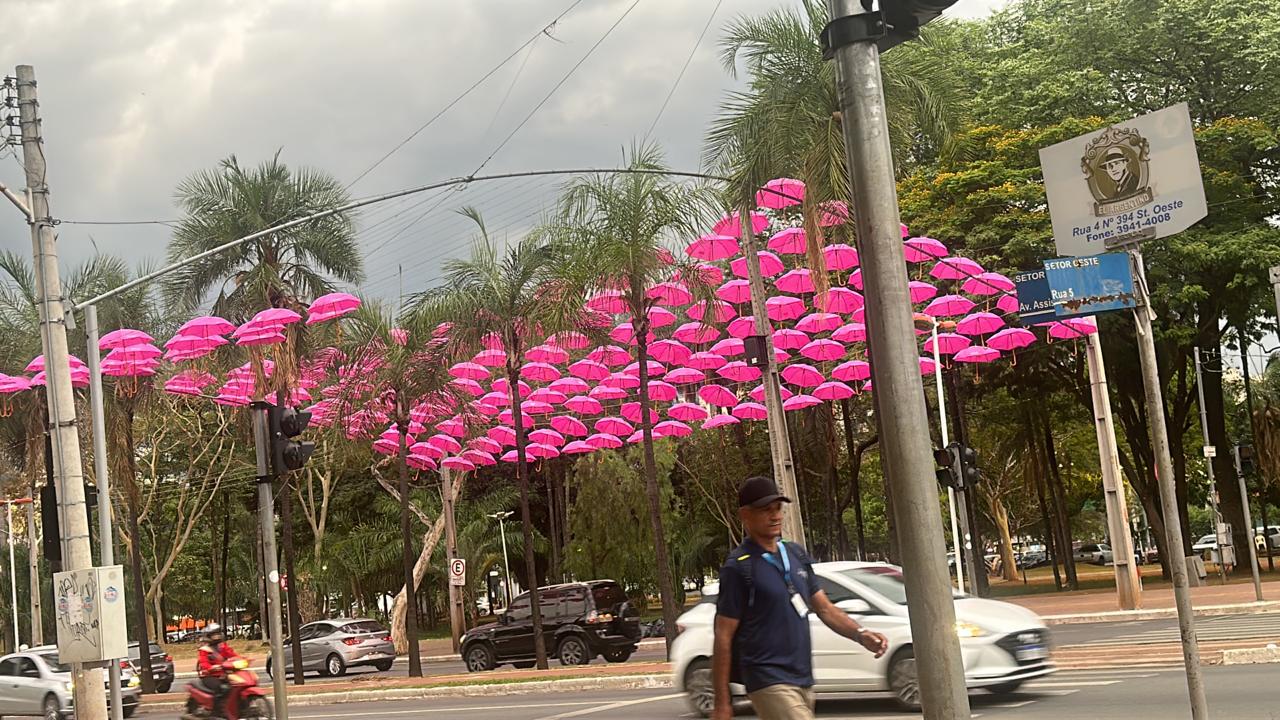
37;653;70;673
341;620;385;634
838;566;911;605
591;584;627;612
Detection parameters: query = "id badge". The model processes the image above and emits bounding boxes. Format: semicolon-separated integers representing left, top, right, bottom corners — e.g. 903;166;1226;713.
790;592;809;618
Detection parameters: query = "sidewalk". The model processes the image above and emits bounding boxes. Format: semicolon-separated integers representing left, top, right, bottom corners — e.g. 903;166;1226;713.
1002;578;1280;623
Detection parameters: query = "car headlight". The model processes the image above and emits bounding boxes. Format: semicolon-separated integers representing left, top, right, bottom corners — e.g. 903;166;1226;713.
955;621;988;638
65;680;74;692
128;676;141;687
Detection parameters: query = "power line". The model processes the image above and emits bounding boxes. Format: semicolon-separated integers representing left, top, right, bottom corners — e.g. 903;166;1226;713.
644;0;724;140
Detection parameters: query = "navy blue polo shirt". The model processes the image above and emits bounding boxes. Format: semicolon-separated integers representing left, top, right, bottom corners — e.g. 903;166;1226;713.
716;538;819;692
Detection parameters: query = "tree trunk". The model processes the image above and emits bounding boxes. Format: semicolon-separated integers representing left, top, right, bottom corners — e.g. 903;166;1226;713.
838;400;872;560
547;465;561;584
26;474;42;646
281;475;305;685
123;408;156;693
1026;426;1062;591
255;503;269;642
395;421;422;676
987;494;1019;582
507;359;549;669
1200;341;1251;563
822;406;840;561
1042;412;1079;590
634;329;679;651
220;491;230;629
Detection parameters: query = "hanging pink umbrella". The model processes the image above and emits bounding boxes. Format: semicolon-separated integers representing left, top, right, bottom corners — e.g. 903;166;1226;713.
703;414;741;429
796;312;842;334
814;381;855;401
669;402;708;422
473;348;507;367
918;356;938;375
98;328;154;350
931;256;985;280
685;351;727;370
956;312;1006;336
732;402;768;421
529;428;565;447
589;384;628;401
650;339;692;364
903;237;949;263
711;338;745;357
784;394;823;411
588;345;632;366
563;440;594;455
105;344;162;362
528;388;567;405
712;210;769;238
687;300;736;324
690;263;724;286
954;345;1000;364
673;322;720;344
479;391;510;409
569;358;611;381
923;332;972;355
602;371;641;390
305;292;361;324
548;330;590;350
666;367;707;385
551;415;589;437
526;344;570;364
437;416;468;437
550;376;590;395
520;362;562;382
731;251;785;278
647;306;678;329
757;177;805;208
924;294;977;318
27;355;86;373
492;377;531;398
817;201;849;227
621;402;660;425
647;281;693;306
686;234;741;261
775;269;815;295
163;377;202;396
815;287;862;314
595;417;634;436
470;436;504;454
766;296;806;321
822;244;858;271
847;268;864;290
452;378;486;397
996;293;1020;314
831;323;867;343
749;384;794;403
698;384;738;407
962;272;1016;296
566;395;604;414
251;307;303;326
441;456;476;472
644;380;675;402
904;281;937;304
177;315;236;338
718;361;762;383
236;329;287;346
988;327;1036;351
164;334;227;356
426;434;462;454
610;322;652;346
1048;316;1098;339
800;339;845;362
498;409;536;427
832;360;872;382
586;290;628;314
717;279;753;304
488;426;517;446
781;364;824;387
772;328;810;350
727;316;757;339
461;450;497;467
450;362;490;380
527;443;560;459
767;228;807;255
500;450;520;463
655;420;693;437
587;433;623;450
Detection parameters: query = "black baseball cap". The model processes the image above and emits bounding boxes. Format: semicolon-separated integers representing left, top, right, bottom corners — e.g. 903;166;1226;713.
738;476;792;509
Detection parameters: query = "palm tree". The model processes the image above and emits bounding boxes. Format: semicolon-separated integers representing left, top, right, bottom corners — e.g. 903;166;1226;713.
548;146;716;649
408;210;588;670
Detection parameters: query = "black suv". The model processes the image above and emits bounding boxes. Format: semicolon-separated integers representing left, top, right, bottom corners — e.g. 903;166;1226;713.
128;641;175;693
462;580;640;671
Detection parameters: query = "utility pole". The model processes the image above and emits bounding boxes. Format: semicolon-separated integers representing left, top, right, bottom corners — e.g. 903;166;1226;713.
252;403;289;720
25;492;41;646
442;468;464;652
1087;333;1141;609
944;370;987;598
924;317;965;594
1194;348;1229;584
15;64;108;720
489;511;514;607
740;209;806;547
1230;445;1264;601
824;3;970;716
1127;246;1207;719
1239;334;1273;572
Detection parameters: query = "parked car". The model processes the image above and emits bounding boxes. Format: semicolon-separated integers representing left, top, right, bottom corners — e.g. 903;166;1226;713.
265;618;396;678
461;580;641;671
0;648;142;718
1255;526;1280;551
671;561;1055;715
126;641;174;693
1073;543;1114;565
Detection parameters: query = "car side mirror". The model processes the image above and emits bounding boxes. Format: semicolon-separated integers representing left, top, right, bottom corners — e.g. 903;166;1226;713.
836;598;874;615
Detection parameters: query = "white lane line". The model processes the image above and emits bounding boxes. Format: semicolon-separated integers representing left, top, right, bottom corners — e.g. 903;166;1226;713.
293;701;610;718
1026;689;1080;696
1026;680;1120;687
1052;670;1156;678
991;700;1037;709
531;692;685;719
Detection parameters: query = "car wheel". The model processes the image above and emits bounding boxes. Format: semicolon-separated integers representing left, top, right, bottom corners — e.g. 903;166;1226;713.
888;648;921;712
513;661;536;669
602;647;633;663
123;702;138;718
465;643;497;672
683;659;714;717
373;660;394;672
42;694;60;720
156;679;173;694
986;680;1024;694
557;635;589;666
324;653;347;678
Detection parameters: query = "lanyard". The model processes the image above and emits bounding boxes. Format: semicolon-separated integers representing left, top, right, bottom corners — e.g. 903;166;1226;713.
761;541;794;590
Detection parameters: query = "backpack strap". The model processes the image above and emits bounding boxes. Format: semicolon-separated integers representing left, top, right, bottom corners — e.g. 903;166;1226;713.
734;552;756;608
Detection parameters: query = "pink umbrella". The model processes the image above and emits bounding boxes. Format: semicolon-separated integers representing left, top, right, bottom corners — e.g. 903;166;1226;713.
548;331;591;350
814;381;855;401
529;428;565;447
956;312;1006;336
996;293;1020;314
1048;317;1098;339
450;362;490;380
610;322;653;346
784;394;823;411
831;323;867;343
775;269;815;295
648;306;678;328
832;360;871;382
586;433;623;450
800;339;845;362
586;290;628;314
750;384;794;403
732;402;768;421
903;237;949;263
954;345;1000;363
526;344;571;364
923;332;972;355
962;272;1016;296
766;296;806;322
919;356;938;375
528;388;567;405
987;327;1036;351
647;281;693;306
757;177;805;208
711;338;745;357
691;263;724;286
718;361;762;383
686;234;740;262
823;244;859;271
647;380;677;402
685;351;727;370
817;201;849;227
621;402;660;425
772;328;810;350
105;344;162;362
767;228;807;255
99;328;154;350
549;377;590;395
796;312;842;334
669;402;708;422
251;307;303;326
178;315;236;338
815;287;862;314
470;436;504;454
595;417;634;436
566;395;604;414
551;415;589;437
602;372;640;390
461;450;497;467
731;252;785;278
655;419;693;437
306;292;361;324
703;414;741;429
498;409;536;427
727;316;758;339
500;450;520;463
563;440;594;455
717;279;753;304
479;391;510;409
712;210;769;238
473;348;507;367
687;300;736;324
236;329;286;346
528;443;560;459
520;362;562;382
453;378;486;397
589;384;628;401
371;437;400;456
781;364;824;387
164;334;228;355
673;322;720;344
441;456;476;472
488;426;517;446
438;416;468;437
492;378;531;398
570;358;611;381
650;339;692;364
931;256;985;281
163;378;202;396
481;332;505;351
923;294;977;318
588;345;632;366
847;268;864;290
427;434;462;454
698;384;738;407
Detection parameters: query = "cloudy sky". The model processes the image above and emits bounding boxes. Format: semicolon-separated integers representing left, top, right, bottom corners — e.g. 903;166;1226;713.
1;0;1005;303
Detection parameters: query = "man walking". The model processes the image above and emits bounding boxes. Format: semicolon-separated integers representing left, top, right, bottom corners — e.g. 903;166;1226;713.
712;477;888;720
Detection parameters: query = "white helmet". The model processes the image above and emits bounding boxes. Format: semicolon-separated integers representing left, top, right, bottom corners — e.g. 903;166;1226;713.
204;623;224;640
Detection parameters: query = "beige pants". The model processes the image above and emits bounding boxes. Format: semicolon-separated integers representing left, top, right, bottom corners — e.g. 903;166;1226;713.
747;684;816;720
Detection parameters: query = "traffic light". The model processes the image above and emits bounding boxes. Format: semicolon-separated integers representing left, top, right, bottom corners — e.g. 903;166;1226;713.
268;405;315;475
933;442;979;489
1235;444;1255;477
933;446;957;489
821;0;963;55
957;444;980;488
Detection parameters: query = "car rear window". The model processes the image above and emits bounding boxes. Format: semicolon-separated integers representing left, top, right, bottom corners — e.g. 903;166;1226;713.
591;583;627;612
341;621;386;634
38;653;70;673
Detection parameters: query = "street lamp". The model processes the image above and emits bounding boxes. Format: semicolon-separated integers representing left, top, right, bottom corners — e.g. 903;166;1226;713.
486;511;514;608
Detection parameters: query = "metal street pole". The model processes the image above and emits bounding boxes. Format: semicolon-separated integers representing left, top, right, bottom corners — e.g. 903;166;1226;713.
489;511;514;607
25;495;40;646
825;3;969;716
1127;246;1207;719
925;317;965;594
1193;348;1229;585
740;209;806;546
442;469;463;652
5;502;18;644
252;404;289;720
15;64;108;720
1230;446;1264;602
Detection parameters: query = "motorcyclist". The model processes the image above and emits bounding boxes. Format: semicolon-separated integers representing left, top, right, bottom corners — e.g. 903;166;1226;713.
197;623;243;718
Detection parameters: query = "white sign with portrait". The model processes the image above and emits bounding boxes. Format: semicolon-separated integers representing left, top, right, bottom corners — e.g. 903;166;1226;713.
1039;103;1207;257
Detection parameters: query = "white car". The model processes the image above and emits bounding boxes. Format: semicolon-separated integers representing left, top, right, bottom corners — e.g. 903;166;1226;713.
671;561;1055;715
0;648;141;718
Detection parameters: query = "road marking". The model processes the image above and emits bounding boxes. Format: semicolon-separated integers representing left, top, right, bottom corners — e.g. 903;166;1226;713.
293;701;610;717
991;700;1036;709
1026;679;1120;687
531;692;685;719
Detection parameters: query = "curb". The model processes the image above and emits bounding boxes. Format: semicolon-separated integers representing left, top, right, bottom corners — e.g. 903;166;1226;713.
1221;645;1280;665
1040;600;1280;625
143;674;673;711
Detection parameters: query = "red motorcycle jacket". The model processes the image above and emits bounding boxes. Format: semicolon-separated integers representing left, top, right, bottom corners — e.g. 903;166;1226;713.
197;641;243;678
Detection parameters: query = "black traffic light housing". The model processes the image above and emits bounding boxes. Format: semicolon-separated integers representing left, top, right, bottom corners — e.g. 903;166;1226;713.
1235;444;1255;477
822;1;962;56
933;442;979;490
268;405;316;475
958;444;980;488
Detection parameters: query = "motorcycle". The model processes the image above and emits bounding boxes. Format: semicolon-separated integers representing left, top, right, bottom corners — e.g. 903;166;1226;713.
182;658;273;720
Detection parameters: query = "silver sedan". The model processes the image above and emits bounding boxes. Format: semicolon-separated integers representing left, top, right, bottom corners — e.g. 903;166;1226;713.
266;618;397;678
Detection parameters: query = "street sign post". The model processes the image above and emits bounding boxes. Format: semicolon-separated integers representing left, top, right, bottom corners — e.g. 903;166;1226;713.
1043;252;1137;318
449;558;466;587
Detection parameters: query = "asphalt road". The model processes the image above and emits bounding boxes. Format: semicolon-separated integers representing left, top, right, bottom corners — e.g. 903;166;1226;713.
1048;610;1280;646
142;664;1278;719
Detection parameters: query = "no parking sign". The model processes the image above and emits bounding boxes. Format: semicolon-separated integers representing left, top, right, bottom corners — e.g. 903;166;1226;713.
449;558;466;587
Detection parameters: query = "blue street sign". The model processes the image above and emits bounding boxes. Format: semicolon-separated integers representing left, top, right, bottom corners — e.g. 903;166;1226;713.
1013;269;1055;324
1043;252;1136;318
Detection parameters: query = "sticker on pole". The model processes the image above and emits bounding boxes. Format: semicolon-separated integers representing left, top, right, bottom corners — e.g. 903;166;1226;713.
449;558;466;587
1039;103;1206;256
